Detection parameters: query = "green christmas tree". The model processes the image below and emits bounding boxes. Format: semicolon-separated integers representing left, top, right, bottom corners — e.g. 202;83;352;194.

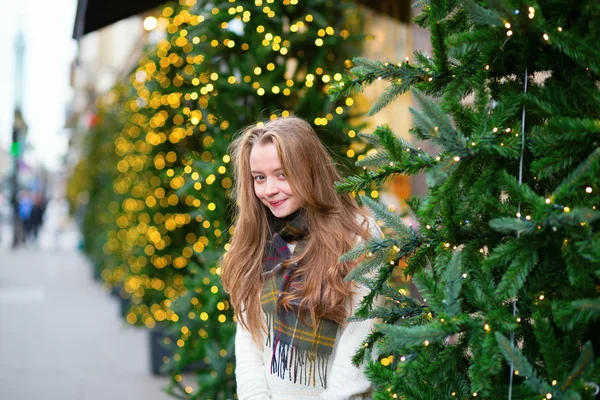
101;0;369;398
330;1;600;399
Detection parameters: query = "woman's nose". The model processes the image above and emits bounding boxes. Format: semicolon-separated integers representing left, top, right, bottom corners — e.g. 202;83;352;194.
265;179;279;195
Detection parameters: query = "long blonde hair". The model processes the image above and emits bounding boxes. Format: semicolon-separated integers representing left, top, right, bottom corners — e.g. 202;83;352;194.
221;117;370;342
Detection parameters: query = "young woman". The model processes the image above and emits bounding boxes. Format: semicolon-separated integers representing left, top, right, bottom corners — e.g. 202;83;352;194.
221;117;382;399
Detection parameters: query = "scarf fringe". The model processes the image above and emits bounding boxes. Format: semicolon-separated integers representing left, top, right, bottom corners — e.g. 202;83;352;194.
269;336;329;388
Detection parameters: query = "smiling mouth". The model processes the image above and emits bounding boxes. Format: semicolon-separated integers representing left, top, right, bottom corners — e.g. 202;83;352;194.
269;199;287;207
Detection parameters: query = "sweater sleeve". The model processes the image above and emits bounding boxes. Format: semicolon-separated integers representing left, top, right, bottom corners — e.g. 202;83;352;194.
235;319;271;400
319;284;381;400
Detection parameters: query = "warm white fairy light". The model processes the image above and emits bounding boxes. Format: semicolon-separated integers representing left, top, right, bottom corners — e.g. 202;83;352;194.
505;22;511;29
507;30;513;36
543;33;549;41
586;187;593;193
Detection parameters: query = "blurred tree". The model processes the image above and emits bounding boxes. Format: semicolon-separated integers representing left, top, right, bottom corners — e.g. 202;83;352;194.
104;0;370;398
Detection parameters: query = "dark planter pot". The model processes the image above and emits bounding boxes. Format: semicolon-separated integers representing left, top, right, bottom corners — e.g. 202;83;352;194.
148;326;206;376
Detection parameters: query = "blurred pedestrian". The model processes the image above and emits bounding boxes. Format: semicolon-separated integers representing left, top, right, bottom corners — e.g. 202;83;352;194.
18;190;33;244
29;193;47;242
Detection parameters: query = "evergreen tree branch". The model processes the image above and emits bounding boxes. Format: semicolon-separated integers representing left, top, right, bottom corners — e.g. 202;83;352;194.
495;332;553;395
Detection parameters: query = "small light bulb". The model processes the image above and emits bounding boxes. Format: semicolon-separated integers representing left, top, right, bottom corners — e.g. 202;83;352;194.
516;212;521;218
507;30;513;36
539;295;545;300
462;273;467;278
516;317;521;322
585;187;592;193
545;198;551;204
564;206;570;212
424;340;430;346
400;356;406;362
505;22;511;29
454;156;460;161
543;33;549;41
557;27;563;32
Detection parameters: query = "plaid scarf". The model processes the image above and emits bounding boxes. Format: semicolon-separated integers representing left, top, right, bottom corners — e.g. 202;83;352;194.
260;210;338;388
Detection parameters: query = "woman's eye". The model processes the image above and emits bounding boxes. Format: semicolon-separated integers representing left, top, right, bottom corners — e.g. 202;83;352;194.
253;175;265;182
278;172;286;179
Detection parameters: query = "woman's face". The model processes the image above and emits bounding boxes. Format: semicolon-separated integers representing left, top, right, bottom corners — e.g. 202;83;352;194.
249;143;303;218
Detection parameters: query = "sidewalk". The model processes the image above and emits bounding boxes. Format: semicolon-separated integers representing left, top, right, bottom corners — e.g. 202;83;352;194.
0;200;172;400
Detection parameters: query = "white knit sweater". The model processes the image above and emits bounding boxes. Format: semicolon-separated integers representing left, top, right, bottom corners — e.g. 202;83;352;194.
235;218;382;400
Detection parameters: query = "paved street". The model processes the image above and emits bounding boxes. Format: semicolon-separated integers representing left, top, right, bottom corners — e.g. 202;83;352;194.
0;199;172;400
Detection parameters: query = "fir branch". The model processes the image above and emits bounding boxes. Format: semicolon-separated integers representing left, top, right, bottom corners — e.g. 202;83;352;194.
413;270;444;314
489;217;537;236
572;299;600;314
462;0;503;26
447;29;498;58
410;89;470;154
560;341;594;392
490;240;539;300
499;170;546;209
357;132;382;147
443;251;463;317
369;83;406;116
551;33;600;75
551;148;600;201
355;150;392;167
340;237;389;262
532;311;566;381
495;332;553;395
562;242;595;290
360;195;413;236
345;248;391;282
376;320;463;351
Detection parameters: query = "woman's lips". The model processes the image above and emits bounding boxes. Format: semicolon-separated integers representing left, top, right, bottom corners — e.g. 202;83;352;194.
269;199;286;207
